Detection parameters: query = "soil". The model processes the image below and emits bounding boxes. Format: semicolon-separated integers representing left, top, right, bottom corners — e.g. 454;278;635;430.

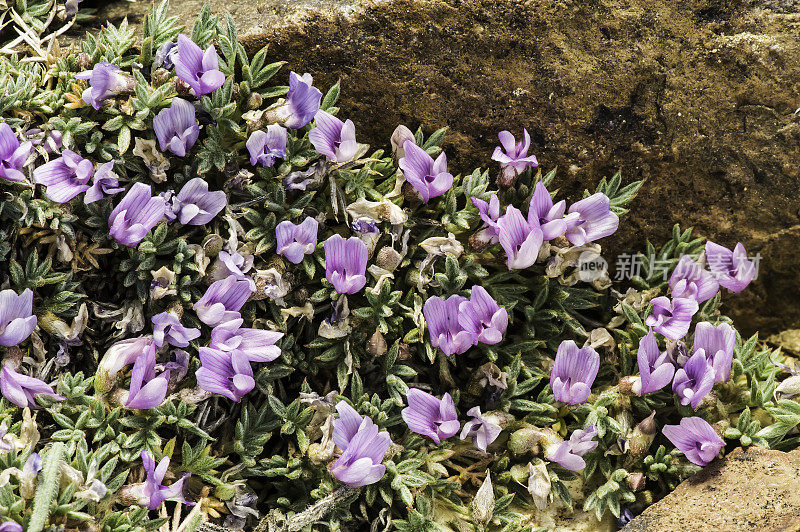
90;0;800;335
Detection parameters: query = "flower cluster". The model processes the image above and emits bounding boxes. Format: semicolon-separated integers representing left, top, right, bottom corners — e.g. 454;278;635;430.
0;4;787;531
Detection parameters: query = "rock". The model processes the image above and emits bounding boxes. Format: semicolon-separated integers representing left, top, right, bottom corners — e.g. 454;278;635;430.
624;447;800;532
768;329;800;355
90;0;800;335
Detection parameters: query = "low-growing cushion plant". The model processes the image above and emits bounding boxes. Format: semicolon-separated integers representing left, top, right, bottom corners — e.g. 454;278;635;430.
0;1;795;531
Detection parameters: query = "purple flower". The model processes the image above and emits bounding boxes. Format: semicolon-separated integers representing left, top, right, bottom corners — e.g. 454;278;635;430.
528;182;569;241
497;205;543;270
270;72;322;129
705;241;756;294
209;325;283;363
491;129;539;187
153;98;200;157
401;389;460;444
64;0;82;17
33;150;93;203
0;122;33;182
247;124;287;167
194;275;253;327
124;345;169;410
637;330;675;394
206;249;255;292
23;451;42;479
75;62;130;110
460;406;502;452
140;450;190;510
471;193;502;240
330;401;392;487
0;364;63;408
276;217;319;264
40;130;63;154
458;286;508;345
196;347;257;401
692;322;735;384
423;295;476;356
173;34;225;96
0;522;22;532
169;178;227;226
550;340;599;405
324;235;368;294
351;218;378;234
645;296;699;341
564;193;619;246
84;162;124;204
217;250;253;279
0;289;37;347
109;183;167;247
399;141;453;203
95;336;155;394
153;41;179;70
309;110;358;163
164;350;190;383
669;255;719;303
545;425;599;471
151;312;200;348
672;350;715;409
662;417;724;466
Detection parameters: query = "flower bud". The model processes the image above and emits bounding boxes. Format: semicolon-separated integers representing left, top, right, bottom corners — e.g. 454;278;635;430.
376;246;403;272
398;343;413;360
627;472;646;491
76;52;92;70
390;125;415;163
527;461;551;510
627;411;657;457
202;234;226;256
405;268;426;288
469;227;497;252
620;375;640;395
472;471;495;525
293;287;309;305
247;92;263;111
20;453;42;499
367;329;387;357
497;166;520;188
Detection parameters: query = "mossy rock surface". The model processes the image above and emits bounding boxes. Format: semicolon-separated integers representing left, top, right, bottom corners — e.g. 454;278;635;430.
92;0;800;335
